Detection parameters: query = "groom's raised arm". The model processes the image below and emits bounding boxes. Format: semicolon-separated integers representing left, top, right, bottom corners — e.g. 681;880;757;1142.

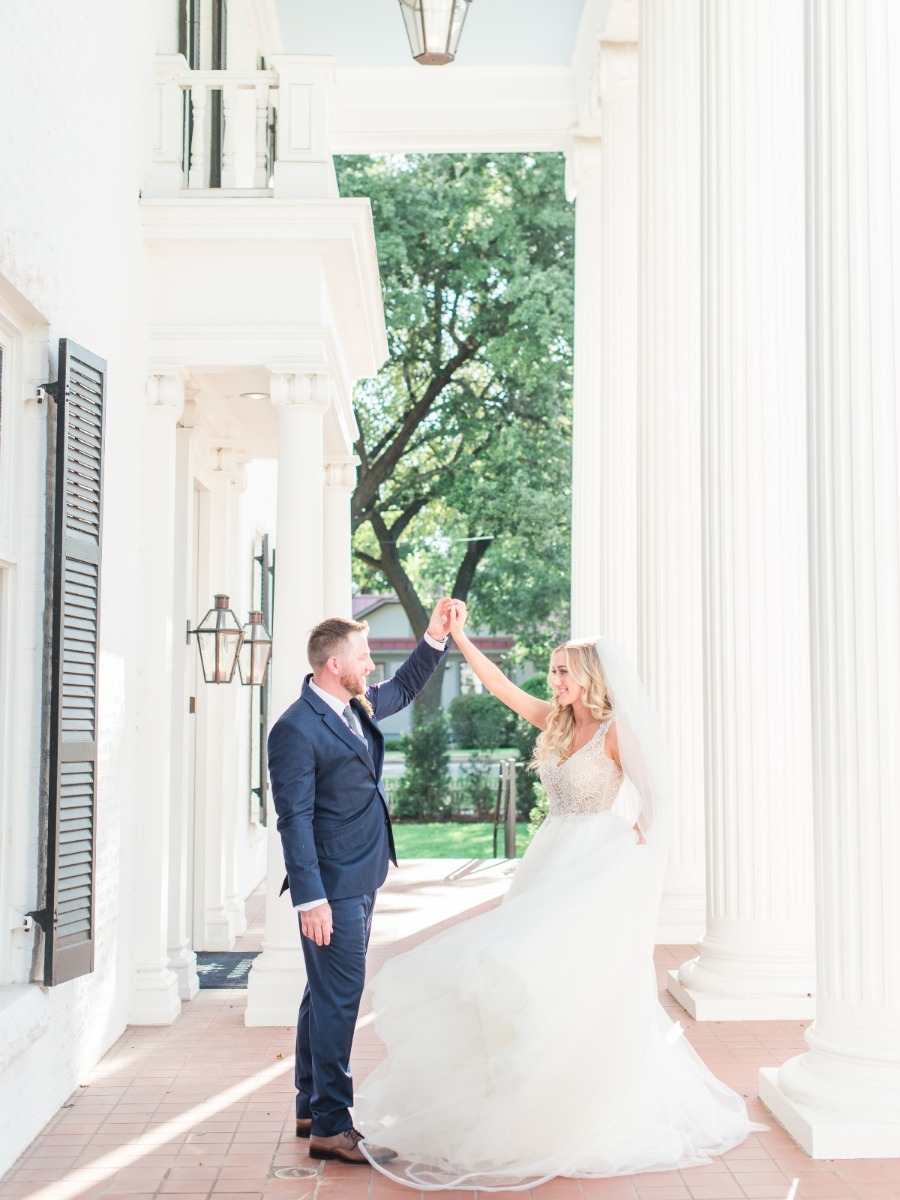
366;598;452;721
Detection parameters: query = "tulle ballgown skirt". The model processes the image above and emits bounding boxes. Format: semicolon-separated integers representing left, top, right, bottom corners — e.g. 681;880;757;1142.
355;811;763;1191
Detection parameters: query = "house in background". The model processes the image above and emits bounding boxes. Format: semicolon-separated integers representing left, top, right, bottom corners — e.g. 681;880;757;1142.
352;593;527;741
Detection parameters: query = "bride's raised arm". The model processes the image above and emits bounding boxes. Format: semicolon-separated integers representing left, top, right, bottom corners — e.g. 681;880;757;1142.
449;601;551;730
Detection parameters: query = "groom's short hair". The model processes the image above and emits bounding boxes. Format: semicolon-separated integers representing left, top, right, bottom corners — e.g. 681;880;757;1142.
308;617;369;669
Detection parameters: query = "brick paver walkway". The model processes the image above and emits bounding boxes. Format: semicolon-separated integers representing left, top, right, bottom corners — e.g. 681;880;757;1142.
2;861;899;1200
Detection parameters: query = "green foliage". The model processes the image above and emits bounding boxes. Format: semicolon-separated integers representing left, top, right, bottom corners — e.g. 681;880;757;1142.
335;153;574;668
448;691;514;750
392;711;451;820
527;784;550;840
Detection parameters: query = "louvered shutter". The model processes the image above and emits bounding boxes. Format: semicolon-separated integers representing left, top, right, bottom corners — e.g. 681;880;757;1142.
44;339;106;986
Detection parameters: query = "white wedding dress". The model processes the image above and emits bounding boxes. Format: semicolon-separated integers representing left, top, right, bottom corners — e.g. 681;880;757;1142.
356;720;762;1191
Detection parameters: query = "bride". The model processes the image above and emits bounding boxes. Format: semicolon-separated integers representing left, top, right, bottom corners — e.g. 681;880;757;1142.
355;601;763;1191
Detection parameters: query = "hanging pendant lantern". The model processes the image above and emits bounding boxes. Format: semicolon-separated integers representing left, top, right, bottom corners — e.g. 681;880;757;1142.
238;610;273;687
398;0;473;66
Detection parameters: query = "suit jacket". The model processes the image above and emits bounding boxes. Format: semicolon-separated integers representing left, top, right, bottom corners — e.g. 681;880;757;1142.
268;637;445;906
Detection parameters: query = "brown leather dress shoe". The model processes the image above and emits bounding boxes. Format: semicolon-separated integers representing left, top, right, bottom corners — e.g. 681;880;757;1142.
295;1118;311;1138
308;1127;397;1165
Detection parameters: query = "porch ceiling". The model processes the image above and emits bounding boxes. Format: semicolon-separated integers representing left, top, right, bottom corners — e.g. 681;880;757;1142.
272;0;617;153
274;0;588;68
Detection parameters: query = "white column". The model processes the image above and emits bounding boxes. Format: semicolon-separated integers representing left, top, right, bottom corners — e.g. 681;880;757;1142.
759;0;900;1157
637;0;705;943
668;0;817;1020
130;372;185;1025
570;22;640;655
245;371;328;1026
192;453;244;950
568;128;603;637
323;457;356;618
166;397;199;999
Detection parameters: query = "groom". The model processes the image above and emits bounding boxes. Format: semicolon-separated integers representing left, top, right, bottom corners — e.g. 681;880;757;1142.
267;599;452;1164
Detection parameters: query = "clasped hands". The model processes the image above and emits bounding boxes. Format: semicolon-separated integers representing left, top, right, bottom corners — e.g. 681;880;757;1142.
425;596;468;643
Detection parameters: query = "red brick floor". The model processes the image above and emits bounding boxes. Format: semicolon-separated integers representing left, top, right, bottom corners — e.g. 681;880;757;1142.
3;861;899;1200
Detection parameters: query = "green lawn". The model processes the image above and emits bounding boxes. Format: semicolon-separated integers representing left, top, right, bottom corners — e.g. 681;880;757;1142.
392;821;529;859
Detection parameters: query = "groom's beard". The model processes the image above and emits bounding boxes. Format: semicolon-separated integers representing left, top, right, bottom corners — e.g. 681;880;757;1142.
340;669;366;697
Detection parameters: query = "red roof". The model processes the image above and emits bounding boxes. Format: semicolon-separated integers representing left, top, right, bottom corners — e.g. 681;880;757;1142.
368;637;514;652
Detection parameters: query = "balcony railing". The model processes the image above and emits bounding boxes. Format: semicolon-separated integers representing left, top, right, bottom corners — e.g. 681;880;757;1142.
149;55;336;199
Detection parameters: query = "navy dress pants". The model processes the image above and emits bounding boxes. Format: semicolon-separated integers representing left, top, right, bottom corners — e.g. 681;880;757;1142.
295;890;377;1136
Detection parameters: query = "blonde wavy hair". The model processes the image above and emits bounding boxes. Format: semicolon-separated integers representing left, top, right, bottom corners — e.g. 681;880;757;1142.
531;640;614;767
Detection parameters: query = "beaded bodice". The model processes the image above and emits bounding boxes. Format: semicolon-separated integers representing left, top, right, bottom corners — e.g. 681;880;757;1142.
538;720;623;816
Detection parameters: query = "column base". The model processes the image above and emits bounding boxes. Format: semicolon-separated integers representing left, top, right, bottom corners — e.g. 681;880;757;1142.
167;942;199;1000
201;908;237;951
226;897;247;938
667;969;816;1021
759;1068;900;1158
129;966;182;1025
655;881;706;945
244;943;307;1027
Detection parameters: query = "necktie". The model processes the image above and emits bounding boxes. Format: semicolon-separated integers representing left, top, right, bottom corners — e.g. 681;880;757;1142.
342;704;366;742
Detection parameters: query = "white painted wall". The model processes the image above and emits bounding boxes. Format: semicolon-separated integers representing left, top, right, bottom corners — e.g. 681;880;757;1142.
0;0;159;1174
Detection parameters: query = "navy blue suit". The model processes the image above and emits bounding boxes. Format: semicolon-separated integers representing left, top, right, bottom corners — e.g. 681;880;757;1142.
268;637;445;1136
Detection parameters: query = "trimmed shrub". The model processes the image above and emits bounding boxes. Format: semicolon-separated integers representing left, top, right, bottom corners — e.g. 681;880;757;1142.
392;710;451;820
448;691;515;750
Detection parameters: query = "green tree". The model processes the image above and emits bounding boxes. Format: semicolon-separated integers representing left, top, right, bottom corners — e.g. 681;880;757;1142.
336;153;574;716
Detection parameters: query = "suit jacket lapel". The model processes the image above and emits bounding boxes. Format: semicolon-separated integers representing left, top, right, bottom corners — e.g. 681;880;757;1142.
302;683;376;775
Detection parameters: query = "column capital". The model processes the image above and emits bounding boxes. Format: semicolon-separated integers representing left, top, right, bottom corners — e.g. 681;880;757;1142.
324;457;358;491
147;367;188;420
268;370;331;413
211;445;249;491
565;127;603;202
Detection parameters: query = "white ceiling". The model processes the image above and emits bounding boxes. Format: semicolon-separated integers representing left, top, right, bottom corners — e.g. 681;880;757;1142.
273;0;589;69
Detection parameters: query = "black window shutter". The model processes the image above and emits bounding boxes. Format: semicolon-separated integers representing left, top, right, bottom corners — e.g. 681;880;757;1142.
44;339;106;986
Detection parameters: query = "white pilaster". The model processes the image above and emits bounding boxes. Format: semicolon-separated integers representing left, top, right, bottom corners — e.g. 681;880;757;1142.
570;17;640;655
245;371;329;1026
130;371;185;1025
323;457;357;619
166;397;199;1000
637;0;705;943
669;0;816;1020
759;0;900;1157
192;452;244;950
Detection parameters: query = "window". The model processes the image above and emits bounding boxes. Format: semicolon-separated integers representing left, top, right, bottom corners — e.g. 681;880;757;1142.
459;662;484;695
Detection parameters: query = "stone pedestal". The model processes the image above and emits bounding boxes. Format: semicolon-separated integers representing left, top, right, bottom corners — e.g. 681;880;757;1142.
759;0;900;1156
637;0;705;944
670;0;816;1019
245;372;328;1026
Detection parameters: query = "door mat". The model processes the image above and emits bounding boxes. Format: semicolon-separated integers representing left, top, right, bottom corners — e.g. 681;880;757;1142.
195;951;259;989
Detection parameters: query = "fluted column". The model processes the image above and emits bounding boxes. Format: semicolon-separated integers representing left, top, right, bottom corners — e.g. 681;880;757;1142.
759;0;900;1156
245;371;329;1026
669;0;816;1019
323;457;357;618
166;395;199;999
130;371;185;1024
569;15;639;654
637;0;705;942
